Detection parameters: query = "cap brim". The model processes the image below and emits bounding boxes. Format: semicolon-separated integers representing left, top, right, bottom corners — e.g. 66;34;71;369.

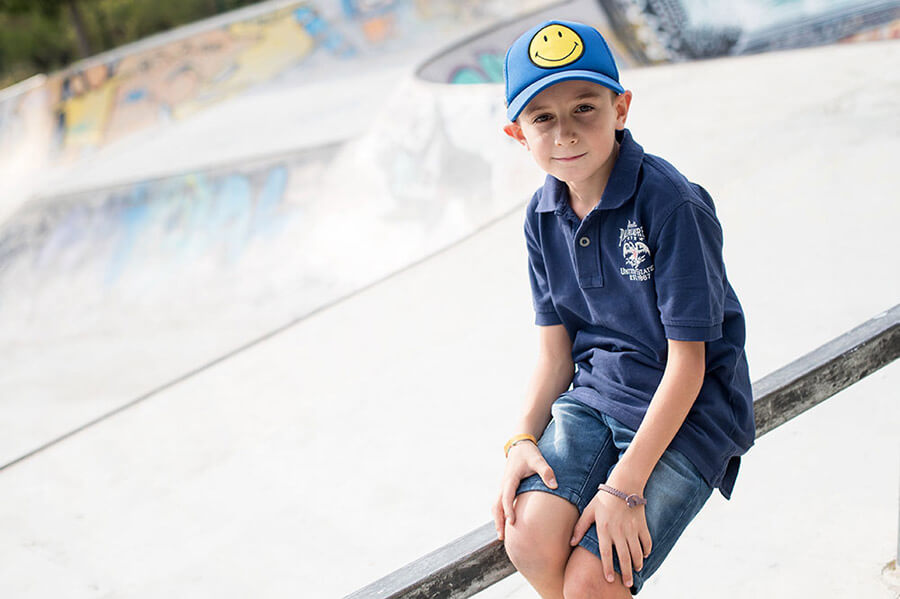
506;70;625;122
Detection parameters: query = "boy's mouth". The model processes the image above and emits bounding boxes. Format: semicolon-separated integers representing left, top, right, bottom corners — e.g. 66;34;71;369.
553;153;586;162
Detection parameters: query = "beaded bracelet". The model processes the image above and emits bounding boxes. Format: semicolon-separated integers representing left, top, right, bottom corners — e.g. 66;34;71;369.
504;434;537;458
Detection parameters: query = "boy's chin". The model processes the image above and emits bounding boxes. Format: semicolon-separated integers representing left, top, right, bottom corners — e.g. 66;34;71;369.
545;165;592;183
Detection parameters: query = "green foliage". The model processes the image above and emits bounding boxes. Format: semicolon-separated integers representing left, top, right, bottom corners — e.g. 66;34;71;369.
0;0;264;88
0;0;68;17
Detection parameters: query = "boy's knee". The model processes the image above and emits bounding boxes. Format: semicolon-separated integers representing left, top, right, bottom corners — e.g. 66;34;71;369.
562;571;615;599
503;492;575;574
503;518;565;573
563;548;631;599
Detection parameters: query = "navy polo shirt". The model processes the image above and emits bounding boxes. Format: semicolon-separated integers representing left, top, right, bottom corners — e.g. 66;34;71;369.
524;128;755;499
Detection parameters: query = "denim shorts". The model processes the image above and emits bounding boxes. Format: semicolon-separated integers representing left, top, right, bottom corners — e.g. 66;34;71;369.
515;394;713;595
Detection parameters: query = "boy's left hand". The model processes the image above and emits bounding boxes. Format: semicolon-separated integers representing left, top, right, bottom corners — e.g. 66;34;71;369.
569;478;652;589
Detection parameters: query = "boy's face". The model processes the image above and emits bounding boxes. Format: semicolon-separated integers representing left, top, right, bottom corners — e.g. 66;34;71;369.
504;80;632;188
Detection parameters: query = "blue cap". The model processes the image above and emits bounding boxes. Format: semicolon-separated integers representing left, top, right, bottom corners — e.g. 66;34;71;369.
504;19;624;122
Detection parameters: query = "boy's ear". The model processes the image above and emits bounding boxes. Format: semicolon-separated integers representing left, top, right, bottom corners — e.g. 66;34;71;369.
503;122;529;149
614;90;633;130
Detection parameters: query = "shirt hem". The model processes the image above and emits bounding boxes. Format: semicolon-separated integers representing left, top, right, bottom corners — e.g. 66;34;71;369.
535;311;562;326
662;322;722;341
563;386;741;499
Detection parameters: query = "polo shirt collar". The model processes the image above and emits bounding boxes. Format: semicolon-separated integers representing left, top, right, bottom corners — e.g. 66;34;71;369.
535;128;644;213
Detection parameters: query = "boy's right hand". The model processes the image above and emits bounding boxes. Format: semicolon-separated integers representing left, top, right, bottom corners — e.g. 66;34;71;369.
492;441;558;541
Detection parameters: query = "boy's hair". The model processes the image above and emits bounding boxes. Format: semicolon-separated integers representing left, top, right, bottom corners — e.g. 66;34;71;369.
504;19;624;123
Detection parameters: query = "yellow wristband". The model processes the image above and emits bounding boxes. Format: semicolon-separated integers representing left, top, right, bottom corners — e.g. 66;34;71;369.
504;434;537;458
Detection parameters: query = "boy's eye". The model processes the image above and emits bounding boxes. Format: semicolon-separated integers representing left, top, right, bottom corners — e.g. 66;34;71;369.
533;114;551;123
575;104;594;113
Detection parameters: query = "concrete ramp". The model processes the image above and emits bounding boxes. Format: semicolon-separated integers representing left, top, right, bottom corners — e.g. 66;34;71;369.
0;0;557;221
0;1;559;468
0;70;543;468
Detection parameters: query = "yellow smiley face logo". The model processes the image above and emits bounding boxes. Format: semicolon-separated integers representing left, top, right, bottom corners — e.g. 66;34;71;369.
529;24;584;68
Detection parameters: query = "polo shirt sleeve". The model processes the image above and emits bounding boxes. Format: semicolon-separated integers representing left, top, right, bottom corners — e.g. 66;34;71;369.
524;209;562;326
653;200;725;341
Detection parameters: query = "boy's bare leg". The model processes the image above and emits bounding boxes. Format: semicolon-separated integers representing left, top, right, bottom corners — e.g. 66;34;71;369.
503;491;579;599
563;546;633;599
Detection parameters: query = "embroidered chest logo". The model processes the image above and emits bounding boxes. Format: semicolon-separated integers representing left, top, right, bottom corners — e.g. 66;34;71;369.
617;220;654;281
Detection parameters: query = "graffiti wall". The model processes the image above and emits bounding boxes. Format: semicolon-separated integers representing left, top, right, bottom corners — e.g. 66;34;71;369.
0;69;542;346
42;2;378;160
418;0;900;84
0;0;554;172
416;0;630;84
0;144;337;339
603;0;900;62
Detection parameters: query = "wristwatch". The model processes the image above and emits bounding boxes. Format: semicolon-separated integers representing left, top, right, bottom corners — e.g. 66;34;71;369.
597;484;647;508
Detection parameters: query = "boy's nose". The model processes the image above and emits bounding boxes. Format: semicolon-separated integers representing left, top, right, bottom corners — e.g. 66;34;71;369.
555;127;577;145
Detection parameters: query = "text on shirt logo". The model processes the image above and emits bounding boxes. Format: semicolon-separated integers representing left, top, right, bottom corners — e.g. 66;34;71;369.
618;220;654;281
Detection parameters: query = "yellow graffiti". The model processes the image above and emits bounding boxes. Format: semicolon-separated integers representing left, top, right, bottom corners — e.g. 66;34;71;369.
63;79;117;148
175;10;315;119
54;3;317;156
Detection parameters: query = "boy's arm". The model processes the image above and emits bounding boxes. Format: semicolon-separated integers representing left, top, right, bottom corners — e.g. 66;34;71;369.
607;196;725;492
518;204;574;439
496;323;574;533
606;339;706;494
568;339;705;586
512;323;575;439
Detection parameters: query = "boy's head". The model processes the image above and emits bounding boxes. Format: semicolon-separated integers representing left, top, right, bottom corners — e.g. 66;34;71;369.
502;20;632;186
503;20;624;123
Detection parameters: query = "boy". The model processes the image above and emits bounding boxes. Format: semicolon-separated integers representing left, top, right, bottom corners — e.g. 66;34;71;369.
490;20;755;597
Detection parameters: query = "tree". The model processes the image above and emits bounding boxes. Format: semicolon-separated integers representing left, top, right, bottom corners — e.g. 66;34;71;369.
0;0;93;58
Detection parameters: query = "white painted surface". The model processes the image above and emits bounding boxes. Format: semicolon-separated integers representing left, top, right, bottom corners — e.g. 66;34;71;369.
0;72;539;467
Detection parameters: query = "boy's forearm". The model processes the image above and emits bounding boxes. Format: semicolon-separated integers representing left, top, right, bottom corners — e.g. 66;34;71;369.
513;355;575;439
608;340;705;493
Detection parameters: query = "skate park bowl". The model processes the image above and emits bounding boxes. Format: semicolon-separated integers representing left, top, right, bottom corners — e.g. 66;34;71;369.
0;0;898;597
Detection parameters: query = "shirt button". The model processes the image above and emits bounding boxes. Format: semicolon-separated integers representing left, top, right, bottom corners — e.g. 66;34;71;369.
579;236;591;247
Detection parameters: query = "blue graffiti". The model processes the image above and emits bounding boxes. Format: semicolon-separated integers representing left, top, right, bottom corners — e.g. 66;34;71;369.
449;51;504;84
294;6;357;58
12;164;298;288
